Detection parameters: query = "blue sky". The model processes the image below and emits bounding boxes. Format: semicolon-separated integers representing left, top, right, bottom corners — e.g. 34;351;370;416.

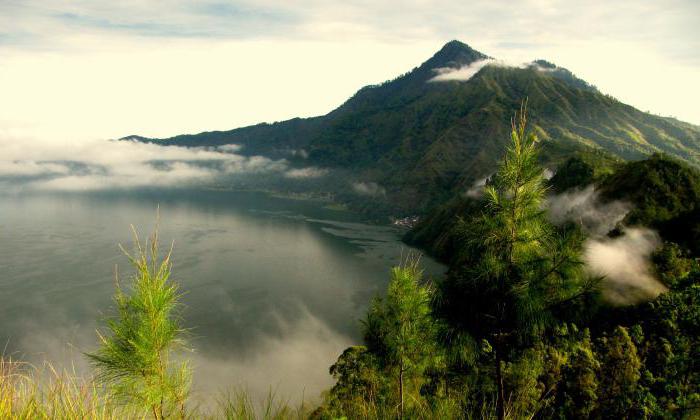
0;0;698;140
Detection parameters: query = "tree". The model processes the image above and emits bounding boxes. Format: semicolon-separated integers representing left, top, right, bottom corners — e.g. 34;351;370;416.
597;326;642;417
557;342;600;418
548;156;595;193
324;346;385;418
362;257;437;419
438;102;593;420
87;223;191;419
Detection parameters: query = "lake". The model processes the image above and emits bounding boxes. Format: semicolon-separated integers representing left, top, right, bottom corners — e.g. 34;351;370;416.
0;189;443;404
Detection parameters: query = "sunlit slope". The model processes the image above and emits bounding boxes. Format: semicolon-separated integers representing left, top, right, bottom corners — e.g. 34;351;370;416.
130;41;700;213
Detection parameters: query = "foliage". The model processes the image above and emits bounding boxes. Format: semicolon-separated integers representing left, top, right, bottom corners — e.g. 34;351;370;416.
597;326;642;417
554;334;600;418
432;104;594;418
403;194;485;264
598;154;700;255
321;346;387;418
86;224;191;419
548;156;595;193
652;241;695;287
362;258;438;418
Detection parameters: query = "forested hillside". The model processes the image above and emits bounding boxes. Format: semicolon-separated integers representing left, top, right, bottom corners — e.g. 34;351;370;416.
406;152;700;265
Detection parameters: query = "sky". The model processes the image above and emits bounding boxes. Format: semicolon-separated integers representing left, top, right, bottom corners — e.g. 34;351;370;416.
0;0;698;142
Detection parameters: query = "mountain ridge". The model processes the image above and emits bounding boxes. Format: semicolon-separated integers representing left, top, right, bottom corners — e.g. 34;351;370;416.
125;41;700;215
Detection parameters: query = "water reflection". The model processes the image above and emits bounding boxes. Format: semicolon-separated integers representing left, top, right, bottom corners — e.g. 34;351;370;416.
0;189;443;402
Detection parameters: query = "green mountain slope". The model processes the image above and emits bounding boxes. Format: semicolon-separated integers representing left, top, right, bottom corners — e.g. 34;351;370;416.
128;40;700;214
599;155;700;254
407;153;700;263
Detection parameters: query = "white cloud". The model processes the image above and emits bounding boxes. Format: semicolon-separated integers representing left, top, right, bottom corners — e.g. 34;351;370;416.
352;181;386;197
428;58;579;83
284;167;328;179
221;154;288;175
189;307;351;407
32;162;212;191
584;228;666;305
464;176;489;198
217;144;243;153
291;149;309;159
0;160;72;177
547;185;630;236
11;297;352;407
0;135;289;191
429;59;494;82
546;186;667;305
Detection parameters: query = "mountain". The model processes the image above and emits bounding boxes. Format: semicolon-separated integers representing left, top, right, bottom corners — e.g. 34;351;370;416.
128;40;700;215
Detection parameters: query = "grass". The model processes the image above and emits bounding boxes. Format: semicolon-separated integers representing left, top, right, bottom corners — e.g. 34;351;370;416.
216;388;312;420
0;357;316;419
0;357;141;419
0;357;498;419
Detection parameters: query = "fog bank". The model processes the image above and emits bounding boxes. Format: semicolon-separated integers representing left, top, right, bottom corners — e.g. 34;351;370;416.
547;186;666;304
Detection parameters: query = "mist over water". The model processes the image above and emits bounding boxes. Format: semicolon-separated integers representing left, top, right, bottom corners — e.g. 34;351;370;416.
0;189;444;404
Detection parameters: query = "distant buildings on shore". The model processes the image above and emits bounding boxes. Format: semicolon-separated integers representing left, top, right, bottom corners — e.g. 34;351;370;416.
392;215;420;228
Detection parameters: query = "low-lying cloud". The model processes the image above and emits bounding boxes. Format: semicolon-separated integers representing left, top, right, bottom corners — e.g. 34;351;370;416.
464;176;489;198
352;181;386;197
11;304;351;410
547;186;666;305
584;228;666;305
216;144;243;153
223;155;289;175
547;185;630;236
0;135;325;191
284;167;329;179
290;149;309;159
429;60;567;83
429;59;494;82
189;307;351;408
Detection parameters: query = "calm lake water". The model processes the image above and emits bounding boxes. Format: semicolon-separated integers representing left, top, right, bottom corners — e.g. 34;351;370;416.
0;189;443;403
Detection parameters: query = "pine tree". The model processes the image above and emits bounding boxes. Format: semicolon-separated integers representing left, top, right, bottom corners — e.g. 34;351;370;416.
87;223;191;419
439;102;593;420
362;257;437;419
